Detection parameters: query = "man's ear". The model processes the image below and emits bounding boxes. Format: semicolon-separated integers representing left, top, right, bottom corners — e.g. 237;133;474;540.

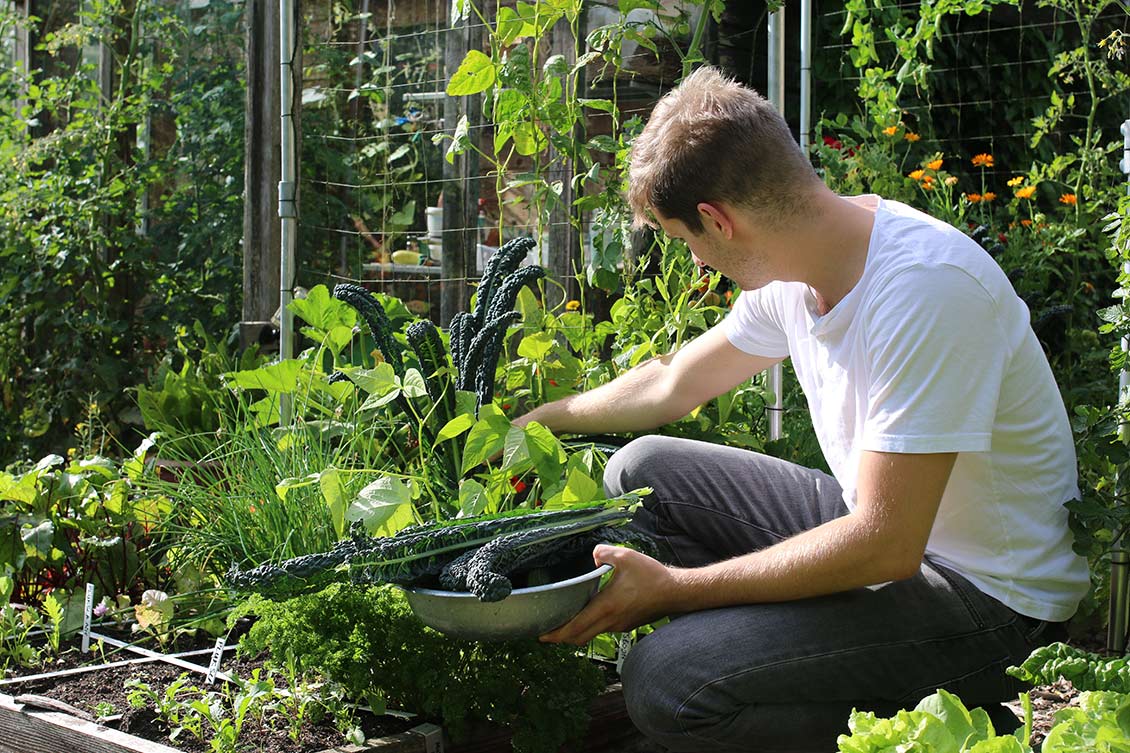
696;202;733;239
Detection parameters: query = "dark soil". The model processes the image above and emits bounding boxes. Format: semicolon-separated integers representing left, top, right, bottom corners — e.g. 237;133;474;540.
1;632;420;753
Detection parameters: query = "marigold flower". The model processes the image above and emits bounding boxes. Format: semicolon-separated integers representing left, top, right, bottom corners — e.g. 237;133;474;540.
982;192;997;202
921;175;935;185
1007;176;1024;187
971;153;994;168
1020;219;1033;227
966;193;982;203
904;132;920;142
565;299;580;311
1059;193;1077;205
927;159;943;170
908;169;925;181
882;125;898;136
922;182;935;191
1015;186;1036;199
945;176;958;186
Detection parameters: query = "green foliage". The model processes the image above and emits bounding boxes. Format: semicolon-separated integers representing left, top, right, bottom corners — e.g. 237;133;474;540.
0;442;170;607
0;1;245;464
234;583;607;753
137;323;263;458
1007;641;1130;694
837;688;1030;753
125;666;359;752
1040;691;1130;753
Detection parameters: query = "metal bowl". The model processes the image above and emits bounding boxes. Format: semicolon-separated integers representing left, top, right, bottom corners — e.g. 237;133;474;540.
402;564;612;641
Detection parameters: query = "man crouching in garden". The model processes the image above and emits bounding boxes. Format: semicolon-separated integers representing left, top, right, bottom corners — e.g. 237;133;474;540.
515;65;1088;752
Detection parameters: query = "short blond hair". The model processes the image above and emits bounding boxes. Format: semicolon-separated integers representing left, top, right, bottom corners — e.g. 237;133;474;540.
627;66;819;233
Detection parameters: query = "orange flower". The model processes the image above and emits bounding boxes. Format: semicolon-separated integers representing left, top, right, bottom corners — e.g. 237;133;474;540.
908;169;926;181
1020;219;1033;227
971;153;994;168
966;193;982;203
1059;193;1077;205
1015;186;1036;199
921;174;936;185
882;125;899;136
982;192;997;202
1007;176;1024;187
904;132;920;142
927;159;943;170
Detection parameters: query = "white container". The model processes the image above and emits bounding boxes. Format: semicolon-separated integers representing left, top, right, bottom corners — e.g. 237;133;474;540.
426;206;443;237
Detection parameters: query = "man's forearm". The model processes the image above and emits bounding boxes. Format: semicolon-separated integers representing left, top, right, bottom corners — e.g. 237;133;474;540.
516;356;689;435
664;512;921;612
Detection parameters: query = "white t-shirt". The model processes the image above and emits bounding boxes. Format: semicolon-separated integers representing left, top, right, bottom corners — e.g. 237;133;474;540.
720;196;1089;622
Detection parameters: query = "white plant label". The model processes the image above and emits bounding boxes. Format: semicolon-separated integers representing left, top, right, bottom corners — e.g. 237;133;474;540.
615;632;634;676
205;637;227;685
81;583;94;653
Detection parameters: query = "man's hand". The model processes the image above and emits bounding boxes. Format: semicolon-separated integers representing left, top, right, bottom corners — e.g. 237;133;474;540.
539;545;675;645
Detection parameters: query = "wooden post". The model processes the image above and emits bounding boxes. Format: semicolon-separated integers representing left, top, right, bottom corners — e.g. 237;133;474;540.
241;0;283;348
440;7;482;326
544;11;585;311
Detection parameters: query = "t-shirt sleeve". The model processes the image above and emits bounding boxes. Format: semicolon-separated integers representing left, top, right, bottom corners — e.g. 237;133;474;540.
862;265;1010;454
720;285;791;358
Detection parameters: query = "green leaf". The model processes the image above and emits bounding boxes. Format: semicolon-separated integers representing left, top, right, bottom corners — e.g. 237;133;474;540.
348;363;399;395
21;519;54;560
502;425;532;469
458;479;490;516
446;50;496;96
319;469;348;538
445;114;470;164
512;121;547;156
226;360;305;394
517;330;556;360
461;413;511;474
579;98;615;113
289;285;356;331
347;477;412;533
436;413;475;442
400;368;428;399
496;6;536;44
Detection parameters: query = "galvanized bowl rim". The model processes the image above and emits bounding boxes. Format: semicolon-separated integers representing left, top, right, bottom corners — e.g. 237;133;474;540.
405;563;612;598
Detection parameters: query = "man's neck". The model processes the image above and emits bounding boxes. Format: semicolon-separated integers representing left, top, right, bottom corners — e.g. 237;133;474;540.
793;193;877;315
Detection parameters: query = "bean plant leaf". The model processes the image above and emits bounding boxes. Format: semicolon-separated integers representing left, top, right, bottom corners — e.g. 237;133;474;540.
319;468;348;539
461;409;511;474
436;413;475;442
401;368;428;399
445;114;471;164
512;122;547;156
458;478;490;516
348;476;412;533
446;50;496;96
496;6;536;44
517;330;555;360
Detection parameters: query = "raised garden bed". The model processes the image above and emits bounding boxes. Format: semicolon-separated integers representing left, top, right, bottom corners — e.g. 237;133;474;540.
0;629;656;753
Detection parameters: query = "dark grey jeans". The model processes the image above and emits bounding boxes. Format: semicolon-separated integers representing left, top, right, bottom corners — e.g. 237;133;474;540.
605;435;1054;753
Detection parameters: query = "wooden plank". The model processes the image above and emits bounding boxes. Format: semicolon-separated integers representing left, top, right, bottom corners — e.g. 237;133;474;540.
0;693;184;753
544;11;585;311
242;0;283;347
440;4;483;326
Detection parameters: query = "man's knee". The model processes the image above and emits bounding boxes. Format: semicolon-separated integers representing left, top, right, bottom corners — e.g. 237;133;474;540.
603;435;684;497
621;630;694;742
